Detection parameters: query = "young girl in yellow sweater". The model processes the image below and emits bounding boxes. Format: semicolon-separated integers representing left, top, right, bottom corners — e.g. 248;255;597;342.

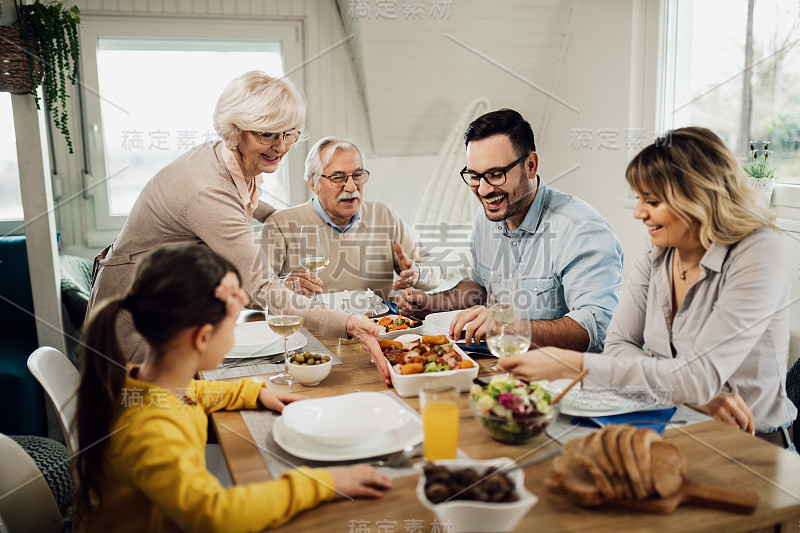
75;243;391;532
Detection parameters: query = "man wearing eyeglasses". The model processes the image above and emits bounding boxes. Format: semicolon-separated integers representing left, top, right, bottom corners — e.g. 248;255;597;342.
398;108;624;352
261;136;442;299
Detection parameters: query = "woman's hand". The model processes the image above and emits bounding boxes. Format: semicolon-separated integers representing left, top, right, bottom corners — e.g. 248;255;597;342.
497;347;584;381
258;388;305;413
449;305;486;346
328;464;392;500
285;269;323;298
689;392;755;434
346;314;391;386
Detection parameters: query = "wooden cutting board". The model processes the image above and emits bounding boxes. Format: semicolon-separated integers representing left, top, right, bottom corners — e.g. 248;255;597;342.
609;480;759;514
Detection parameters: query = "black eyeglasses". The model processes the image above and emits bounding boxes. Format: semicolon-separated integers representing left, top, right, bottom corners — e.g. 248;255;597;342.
320;170;370;186
460;153;529;187
253;131;301;146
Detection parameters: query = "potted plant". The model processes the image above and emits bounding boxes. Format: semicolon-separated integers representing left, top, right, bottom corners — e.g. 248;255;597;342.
743;140;777;199
17;1;81;153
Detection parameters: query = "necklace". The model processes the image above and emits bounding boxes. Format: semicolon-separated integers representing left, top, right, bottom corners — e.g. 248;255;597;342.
247;177;256;196
675;250;700;281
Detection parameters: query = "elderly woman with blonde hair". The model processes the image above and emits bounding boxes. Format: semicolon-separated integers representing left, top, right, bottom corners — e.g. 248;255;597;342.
499;127;797;449
87;71;389;383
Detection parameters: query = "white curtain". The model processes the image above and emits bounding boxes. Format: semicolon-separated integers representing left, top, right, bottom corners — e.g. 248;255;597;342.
414;97;490;290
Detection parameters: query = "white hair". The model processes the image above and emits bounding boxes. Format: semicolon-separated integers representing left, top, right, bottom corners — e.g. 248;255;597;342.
304;136;367;187
213;71;307;149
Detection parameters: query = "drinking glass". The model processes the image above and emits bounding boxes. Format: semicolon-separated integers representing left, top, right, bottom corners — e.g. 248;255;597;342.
485;271;531;372
268;278;305;386
299;225;330;302
419;385;460;461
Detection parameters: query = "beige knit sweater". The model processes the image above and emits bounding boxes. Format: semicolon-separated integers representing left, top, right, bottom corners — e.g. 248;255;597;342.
261;200;442;299
87;142;349;363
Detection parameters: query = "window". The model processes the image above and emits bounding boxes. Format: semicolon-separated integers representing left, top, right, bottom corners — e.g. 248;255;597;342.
662;0;800;183
80;17;303;243
0;93;23;224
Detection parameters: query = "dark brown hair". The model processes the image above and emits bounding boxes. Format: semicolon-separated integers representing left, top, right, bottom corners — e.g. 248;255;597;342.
73;243;240;523
464;108;536;157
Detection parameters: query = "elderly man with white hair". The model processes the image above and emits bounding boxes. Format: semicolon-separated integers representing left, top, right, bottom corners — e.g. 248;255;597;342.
261;136;442;299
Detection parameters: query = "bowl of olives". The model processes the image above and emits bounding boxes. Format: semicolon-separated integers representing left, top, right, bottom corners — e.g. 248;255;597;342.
286;352;332;386
416;458;538;532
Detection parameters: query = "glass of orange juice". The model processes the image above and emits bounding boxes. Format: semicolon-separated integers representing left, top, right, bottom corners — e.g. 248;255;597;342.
420;385;460;461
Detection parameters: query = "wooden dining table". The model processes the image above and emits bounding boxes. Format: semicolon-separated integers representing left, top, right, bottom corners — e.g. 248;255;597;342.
207;326;800;533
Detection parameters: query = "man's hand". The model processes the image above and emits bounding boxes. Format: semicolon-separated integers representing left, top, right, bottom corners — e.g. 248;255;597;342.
449;305;487;346
392;242;420;290
689;392;755;434
397;288;431;317
346;314;391;386
285;269;323;298
258;388;306;413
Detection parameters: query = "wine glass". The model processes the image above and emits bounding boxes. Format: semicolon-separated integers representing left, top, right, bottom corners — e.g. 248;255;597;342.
485;271;531;372
268;278;305;386
299;225;330;302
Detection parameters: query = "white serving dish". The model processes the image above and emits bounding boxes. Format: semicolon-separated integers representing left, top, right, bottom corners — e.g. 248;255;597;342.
286;357;332;386
421;310;464;337
227;322;307;358
281;392;411;446
372;315;424;339
273;412;422;461
388;334;479;398
416;457;538;533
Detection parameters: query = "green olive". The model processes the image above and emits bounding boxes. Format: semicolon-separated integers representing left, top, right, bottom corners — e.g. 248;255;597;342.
322;356;331;362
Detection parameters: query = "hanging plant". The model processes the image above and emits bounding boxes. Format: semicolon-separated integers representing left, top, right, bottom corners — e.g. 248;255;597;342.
18;1;81;153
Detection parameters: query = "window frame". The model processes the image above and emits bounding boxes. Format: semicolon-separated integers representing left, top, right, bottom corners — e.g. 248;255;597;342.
78;15;305;247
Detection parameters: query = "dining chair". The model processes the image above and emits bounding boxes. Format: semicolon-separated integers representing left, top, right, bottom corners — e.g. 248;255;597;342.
27;347;79;455
0;433;64;533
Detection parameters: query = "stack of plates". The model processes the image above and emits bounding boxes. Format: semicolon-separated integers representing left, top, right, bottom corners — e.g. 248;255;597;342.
555;382;662;417
317;291;390;315
275;392;422;461
227;321;307;359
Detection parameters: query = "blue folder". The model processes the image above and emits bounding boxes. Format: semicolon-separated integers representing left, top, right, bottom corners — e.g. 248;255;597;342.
571;407;678;435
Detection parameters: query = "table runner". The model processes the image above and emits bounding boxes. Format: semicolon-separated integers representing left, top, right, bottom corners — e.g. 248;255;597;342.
239;390;468;480
201;328;341;380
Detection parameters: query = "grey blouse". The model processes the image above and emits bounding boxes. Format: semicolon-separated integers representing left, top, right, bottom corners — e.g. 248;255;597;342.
584;227;797;432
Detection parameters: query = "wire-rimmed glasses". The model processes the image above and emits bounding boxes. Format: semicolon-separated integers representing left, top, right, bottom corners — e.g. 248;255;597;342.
460;153;529;187
320;170;370;186
253;130;301;146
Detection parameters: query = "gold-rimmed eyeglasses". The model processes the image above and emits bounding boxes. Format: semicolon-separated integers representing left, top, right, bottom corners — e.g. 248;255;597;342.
253;131;301;146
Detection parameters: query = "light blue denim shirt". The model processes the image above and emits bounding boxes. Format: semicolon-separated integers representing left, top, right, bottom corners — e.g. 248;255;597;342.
311;195;361;233
468;177;624;352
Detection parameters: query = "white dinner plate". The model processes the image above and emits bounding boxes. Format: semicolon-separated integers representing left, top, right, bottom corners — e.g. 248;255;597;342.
227;321;307;358
273;414;423;461
556;385;663;417
281;392;412;446
318;291;390;316
422;310;465;337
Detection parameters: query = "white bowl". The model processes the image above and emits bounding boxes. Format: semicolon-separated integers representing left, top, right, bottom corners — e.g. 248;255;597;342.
416;458;538;533
281;392;412;446
286;356;332;386
372;315;425;339
388;334;479;397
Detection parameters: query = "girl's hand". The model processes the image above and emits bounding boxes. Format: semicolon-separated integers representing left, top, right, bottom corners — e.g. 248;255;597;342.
346;314;391;387
258;388;305;413
690;392;755;434
328;464;392;500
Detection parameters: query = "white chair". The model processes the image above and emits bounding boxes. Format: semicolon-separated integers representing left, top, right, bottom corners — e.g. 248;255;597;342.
0;434;63;533
27;347;80;455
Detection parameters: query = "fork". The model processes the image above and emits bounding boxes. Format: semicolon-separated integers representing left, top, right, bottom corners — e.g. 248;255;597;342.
221;353;285;368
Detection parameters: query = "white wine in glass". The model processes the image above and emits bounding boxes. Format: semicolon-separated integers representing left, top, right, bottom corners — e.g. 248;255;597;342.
299;225;330;302
269;277;304;386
